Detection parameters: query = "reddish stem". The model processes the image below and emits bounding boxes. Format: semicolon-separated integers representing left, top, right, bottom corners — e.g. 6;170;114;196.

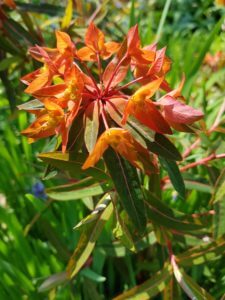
116;75;147;91
104;55;128;94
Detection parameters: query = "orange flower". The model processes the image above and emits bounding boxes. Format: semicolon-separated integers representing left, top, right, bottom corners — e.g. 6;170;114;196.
20;23;203;174
82;128;158;175
122;77;172;134
77;22;120;61
21;31;75;94
21;99;66;144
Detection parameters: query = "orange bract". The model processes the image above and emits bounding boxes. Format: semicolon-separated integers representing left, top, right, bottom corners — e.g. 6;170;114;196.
82;128;158;175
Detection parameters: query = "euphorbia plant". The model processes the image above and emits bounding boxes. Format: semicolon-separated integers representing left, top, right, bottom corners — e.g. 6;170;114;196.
19;23;213;298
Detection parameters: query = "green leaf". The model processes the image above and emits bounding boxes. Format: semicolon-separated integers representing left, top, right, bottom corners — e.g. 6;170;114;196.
113;208;136;252
38;151;109;181
211;168;225;204
16;2;66;16
113;263;172;300
3;18;38;45
165;180;212;194
147;134;182;161
187;16;224;78
80;268;106;283
129;0;136;27
177;235;225;267
212;168;225;238
0;35;22;55
67;201;113;278
0;56;22;71
143;190;205;233
46;178;112;201
104;147;147;234
84;101;100;153
159;157;185;199
172;257;214;300
74;193;111;229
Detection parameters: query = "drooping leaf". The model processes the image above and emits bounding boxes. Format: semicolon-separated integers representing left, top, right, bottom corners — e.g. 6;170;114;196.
144;190;205;233
177;234;225;267
67;201;113;278
38;151;109;181
46;178;113;201
74;193;111;229
38;272;67;293
104;147;147;234
17;99;44;111
172;256;214;300
159;157;185;199
113;205;136;252
113;263;172;300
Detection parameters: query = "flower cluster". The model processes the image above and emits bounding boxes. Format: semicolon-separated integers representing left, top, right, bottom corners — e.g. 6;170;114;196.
20;23;203;174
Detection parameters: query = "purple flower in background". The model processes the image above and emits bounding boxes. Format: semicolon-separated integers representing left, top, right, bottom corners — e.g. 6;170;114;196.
31;181;47;200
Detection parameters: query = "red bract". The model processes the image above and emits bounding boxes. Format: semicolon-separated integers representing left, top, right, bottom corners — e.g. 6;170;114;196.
20;23;203;174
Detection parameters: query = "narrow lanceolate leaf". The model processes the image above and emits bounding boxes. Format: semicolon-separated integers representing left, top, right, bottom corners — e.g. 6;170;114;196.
46;179;112;201
147;133;182;161
159;157;185;199
84;101;100;153
104;147;147;234
143;190;204;233
113;207;136;252
74;193;111;229
164;180;212;194
61;0;73;29
171;256;214;300
17;99;44;111
212;168;225;238
67;201;113;278
38;151;109;181
177;234;225;267
113;263;172;300
38;272;67;293
211;167;225;204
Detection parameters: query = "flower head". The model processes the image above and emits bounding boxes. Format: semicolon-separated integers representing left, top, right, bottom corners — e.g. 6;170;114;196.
20;23;203;174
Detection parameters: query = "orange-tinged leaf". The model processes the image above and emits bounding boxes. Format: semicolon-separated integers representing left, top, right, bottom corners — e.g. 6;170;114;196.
85;22;105;52
159;95;203;124
132;77;164;100
76;46;96;61
33;84;67;97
